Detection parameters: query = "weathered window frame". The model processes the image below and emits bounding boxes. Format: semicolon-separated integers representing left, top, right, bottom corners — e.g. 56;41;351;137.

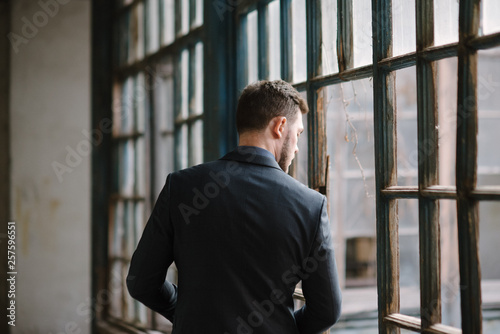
236;0;500;333
373;0;500;333
93;0;500;333
103;0;205;331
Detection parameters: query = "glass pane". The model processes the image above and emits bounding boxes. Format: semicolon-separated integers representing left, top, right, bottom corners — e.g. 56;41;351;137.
130;3;145;63
434;0;459;46
145;0;160;54
292;0;307;83
195;0;203;27
398;198;418;232
401;329;418;334
117;12;130;65
176;123;188;170
392;0;416;56
180;0;189;36
121;77;134;134
436;57;457;186
325;79;375;290
480;202;500;280
268;0;281;80
156;135;174;192
193;42;203;115
136;302;148;326
325;80;375;199
346;118;375;172
109;260;123;318
124;201;134;258
135;137;146;196
156;60;175;132
247;10;258;84
189;119;203;166
119;141;135;196
481;0;500;36
398;199;420;318
395;67;418;186
134;201;145;246
440;199;461;328
124;261;136;322
344;178;376;236
135;73;146;133
480;202;500;333
477;48;500;186
110;201;124;258
345;236;376;287
112;81;123;136
320;0;338;75
180;49;189;119
161;0;175;45
353;0;372;67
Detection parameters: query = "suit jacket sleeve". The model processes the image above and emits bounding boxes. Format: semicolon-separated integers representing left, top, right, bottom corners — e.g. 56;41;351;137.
294;197;342;334
126;174;177;322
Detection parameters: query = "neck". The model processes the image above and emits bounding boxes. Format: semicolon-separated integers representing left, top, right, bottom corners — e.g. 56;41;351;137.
238;131;279;160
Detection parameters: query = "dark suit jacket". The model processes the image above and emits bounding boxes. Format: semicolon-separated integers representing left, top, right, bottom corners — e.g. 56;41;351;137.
127;146;342;334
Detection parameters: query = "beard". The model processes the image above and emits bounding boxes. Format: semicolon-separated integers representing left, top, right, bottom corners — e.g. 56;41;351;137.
278;133;291;172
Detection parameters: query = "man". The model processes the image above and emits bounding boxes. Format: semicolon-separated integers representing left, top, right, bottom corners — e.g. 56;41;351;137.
127;80;342;333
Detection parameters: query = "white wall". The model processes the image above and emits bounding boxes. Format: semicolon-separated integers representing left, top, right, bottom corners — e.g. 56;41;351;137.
10;0;91;333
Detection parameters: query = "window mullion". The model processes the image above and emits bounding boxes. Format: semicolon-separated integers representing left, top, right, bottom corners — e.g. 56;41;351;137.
337;0;353;71
372;0;399;333
456;0;482;333
237;14;249;90
280;0;293;82
189;0;196;27
416;0;441;329
306;0;325;191
188;44;196;166
306;0;321;80
174;0;182;36
257;3;269;80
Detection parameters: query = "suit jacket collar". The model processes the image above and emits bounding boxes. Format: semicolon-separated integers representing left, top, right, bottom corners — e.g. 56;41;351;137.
220;146;283;171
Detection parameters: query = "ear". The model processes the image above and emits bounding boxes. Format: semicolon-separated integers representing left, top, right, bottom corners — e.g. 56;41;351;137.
271;116;287;139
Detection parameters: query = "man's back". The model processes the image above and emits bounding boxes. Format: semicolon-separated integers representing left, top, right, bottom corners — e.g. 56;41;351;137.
127;147;341;334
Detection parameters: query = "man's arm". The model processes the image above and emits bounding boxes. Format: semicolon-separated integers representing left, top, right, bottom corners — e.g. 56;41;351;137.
126;174;177;322
294;197;342;334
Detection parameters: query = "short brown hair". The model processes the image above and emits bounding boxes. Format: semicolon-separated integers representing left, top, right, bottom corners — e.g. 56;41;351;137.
236;80;309;134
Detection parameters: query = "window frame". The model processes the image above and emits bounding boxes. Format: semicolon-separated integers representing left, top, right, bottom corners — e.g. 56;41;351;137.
101;0;206;330
235;0;500;333
372;0;500;333
92;0;500;332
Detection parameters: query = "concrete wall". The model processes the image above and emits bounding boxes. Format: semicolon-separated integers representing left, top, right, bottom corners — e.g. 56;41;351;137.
1;1;11;333
9;0;91;333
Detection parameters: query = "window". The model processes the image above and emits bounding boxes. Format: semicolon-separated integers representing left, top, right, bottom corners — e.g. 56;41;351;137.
235;0;500;333
108;0;204;330
99;0;500;332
